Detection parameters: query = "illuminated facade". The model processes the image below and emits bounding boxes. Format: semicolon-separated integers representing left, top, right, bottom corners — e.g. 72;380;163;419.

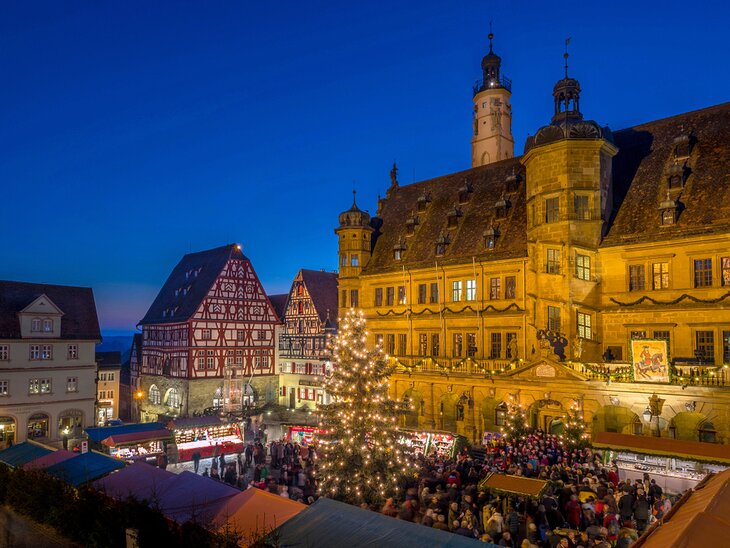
336;37;730;444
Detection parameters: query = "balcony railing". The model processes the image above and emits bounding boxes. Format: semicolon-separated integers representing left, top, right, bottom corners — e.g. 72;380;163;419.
473;75;512;96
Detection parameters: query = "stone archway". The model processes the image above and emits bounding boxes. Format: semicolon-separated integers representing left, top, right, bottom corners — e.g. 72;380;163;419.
530;399;564;433
670;411;708;441
481;397;502;433
593;405;641;436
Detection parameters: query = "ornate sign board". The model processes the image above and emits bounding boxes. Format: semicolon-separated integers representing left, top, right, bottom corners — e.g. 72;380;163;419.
535;363;557;378
630;339;670;383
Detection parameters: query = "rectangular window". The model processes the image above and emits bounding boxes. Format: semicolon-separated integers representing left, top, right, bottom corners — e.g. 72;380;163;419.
397;334;407;355
0;345;8;360
431;334;440;356
545;197;559;223
465;279;476;301
207;356;216;369
451;281;462;302
653;331;670;349
29;345;40;360
452;333;463;357
506;333;517;358
341;290;347;308
547;249;561;274
29;379;40;394
547;306;561;332
386;287;395;306
350;289;359;308
467;333;477;357
0;380;7;396
490;333;502;359
375;288;383;306
722;257;730;286
386;334;395;355
574;195;590;220
631;330;647;339
419;334;428;356
577;312;592;339
31;318;41;332
397;286;406;305
351;254;359;267
629;265;645;291
40;379;51;394
652;262;670;289
100;373;106;381
576;254;591;281
197;357;206;369
340;254;347;267
201;329;212;340
505;276;516;299
723;330;730;363
418;284;427;304
694;258;713;288
430;283;439;304
237;330;245;341
696;331;715;362
376;334;384;349
67;344;78;359
67;377;78;393
490;277;501;300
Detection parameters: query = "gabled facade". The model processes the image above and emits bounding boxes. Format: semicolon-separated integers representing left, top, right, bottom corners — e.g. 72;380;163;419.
137;244;280;420
0;281;100;447
277;269;338;409
96;351;121;424
337;36;730;445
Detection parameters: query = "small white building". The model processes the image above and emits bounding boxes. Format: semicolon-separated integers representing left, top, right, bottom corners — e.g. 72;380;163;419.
0;281;100;447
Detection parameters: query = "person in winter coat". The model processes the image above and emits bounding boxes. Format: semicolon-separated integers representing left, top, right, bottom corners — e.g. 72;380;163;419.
633;491;650;532
565;495;582;528
618;490;635;522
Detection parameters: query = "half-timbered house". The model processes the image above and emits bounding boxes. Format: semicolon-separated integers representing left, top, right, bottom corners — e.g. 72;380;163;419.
137;244;280;420
277;269;338;410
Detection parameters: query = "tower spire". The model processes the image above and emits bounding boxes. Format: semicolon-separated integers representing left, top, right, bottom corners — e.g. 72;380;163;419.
488;20;494;53
564;37;571;78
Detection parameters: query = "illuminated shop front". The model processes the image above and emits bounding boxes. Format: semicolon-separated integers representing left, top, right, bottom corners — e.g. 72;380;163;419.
168;416;244;462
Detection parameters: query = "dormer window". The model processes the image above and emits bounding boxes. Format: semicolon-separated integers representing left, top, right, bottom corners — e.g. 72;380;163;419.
668;163;685;189
435;233;450;256
495;195;510;219
405;214;420;236
393;240;406;261
417;191;432;212
659;192;678;226
447;206;462;228
484;226;499;250
673;134;692;161
661;209;675;226
458;179;474;204
505;173;521;194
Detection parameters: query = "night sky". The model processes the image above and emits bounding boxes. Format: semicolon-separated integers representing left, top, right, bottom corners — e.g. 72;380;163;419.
2;1;728;335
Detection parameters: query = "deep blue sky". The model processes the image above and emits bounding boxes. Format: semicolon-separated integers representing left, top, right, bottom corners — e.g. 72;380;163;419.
1;1;728;335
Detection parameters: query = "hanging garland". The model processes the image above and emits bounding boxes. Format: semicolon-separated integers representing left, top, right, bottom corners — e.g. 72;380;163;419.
376;303;522;317
611;291;730;307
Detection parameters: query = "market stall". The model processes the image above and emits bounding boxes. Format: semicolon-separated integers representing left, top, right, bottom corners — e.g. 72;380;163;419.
167;416;244;462
398;430;466;458
285;425;322;444
593;432;730;493
478;472;549;499
101;429;172;464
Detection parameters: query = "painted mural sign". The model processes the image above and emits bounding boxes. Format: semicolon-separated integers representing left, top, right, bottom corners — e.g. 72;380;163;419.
631;339;670;383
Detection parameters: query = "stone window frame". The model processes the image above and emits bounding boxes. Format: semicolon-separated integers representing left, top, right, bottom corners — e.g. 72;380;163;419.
576;311;592;340
628;264;646;292
693;258;713;288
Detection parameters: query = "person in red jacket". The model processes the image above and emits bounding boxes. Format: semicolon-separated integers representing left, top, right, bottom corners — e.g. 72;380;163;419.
566;494;582;529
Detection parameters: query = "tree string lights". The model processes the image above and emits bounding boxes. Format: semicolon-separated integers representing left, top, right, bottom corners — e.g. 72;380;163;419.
500;395;530;442
317;309;414;505
561;400;590;449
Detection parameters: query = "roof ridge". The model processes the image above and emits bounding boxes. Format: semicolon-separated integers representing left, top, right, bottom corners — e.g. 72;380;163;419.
614;101;730;134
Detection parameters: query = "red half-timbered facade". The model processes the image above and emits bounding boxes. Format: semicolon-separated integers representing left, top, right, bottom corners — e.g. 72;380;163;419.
137;244;280;419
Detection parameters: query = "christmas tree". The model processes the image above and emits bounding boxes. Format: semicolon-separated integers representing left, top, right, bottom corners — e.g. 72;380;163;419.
562;401;590;448
317;309;413;506
500;397;531;442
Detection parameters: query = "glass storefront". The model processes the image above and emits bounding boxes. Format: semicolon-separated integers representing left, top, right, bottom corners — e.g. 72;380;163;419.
0;417;16;448
27;413;49;440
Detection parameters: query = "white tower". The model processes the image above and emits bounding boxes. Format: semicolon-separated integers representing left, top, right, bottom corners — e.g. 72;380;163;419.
471;32;514;167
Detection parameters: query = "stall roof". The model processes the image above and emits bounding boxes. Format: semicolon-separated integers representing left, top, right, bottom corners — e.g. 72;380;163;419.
593;432;730;464
634;469;730;547
101;429;172;447
274;497;489;547
478;473;549;498
45;451;125;486
93;461;178;501
213;487;306;542
166;416;224;430
0;441;53;467
155;471;238;524
23;449;76;470
85;422;165;443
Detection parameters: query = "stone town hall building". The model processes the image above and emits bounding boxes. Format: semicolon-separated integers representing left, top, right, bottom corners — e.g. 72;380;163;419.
336;36;730;445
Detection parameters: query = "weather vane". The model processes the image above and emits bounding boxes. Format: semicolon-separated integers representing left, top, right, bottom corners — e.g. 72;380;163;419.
564;37;571;78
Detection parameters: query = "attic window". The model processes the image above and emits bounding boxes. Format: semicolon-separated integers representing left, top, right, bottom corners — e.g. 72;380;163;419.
405;214;420;236
661;209;675;226
505;173;522;193
484;226;500;250
673;134;692;161
417;191;432;212
668;163;685;189
435;233;450;256
659;192;678;226
495;195;511;220
393;240;406;261
447;206;462;228
458;179;474;204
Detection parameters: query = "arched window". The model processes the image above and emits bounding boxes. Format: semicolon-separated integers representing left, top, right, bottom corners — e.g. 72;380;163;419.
699;421;717;443
166;388;180;409
149;384;161;405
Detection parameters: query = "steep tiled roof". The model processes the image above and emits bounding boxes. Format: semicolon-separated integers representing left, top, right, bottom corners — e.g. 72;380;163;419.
267;294;288;322
300;269;339;324
0;280;101;340
364;158;527;274
96;351;121;369
139;244;245;325
603;102;730;246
